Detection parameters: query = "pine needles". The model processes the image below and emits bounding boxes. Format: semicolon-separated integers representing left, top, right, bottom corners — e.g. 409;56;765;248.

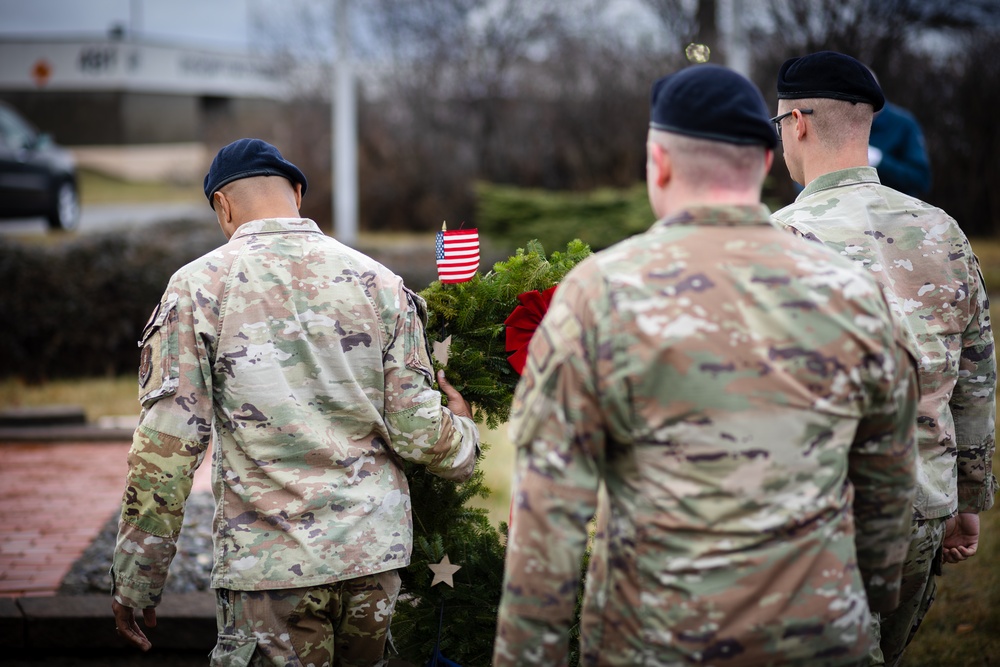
420;238;593;429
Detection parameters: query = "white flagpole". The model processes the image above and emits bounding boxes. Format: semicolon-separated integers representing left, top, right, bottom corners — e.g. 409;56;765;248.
333;0;358;245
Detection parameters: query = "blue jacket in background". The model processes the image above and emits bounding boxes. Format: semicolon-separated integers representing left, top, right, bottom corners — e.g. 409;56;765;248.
870;102;932;197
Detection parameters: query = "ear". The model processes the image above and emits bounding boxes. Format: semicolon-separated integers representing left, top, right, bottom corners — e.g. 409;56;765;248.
213;191;236;238
216;191;234;223
764;148;774;173
792;109;809;140
293;182;303;210
649;142;672;188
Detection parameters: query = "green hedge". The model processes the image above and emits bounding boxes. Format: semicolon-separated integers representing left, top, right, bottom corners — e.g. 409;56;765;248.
473;178;800;254
474;181;652;252
0;220;224;382
3;182;645;383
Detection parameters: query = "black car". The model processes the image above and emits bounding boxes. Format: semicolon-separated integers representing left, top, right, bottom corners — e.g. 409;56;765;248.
0;101;80;230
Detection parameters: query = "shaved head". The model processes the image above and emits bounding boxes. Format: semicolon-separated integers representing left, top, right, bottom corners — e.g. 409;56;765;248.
779;98;874;150
649;129;769;193
218;175;298;208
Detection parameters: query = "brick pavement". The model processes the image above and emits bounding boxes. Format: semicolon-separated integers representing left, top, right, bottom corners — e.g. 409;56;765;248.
0;440;211;598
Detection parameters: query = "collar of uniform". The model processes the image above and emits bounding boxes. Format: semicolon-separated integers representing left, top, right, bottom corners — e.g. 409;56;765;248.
231;217;322;240
653;203;773;229
797;166;880;201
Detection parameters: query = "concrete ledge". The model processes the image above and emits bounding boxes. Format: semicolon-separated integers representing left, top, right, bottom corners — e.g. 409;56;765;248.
3;593;419;664
0;426;133;443
3;648;210;666
16;592;216;652
0;597;25;649
0;406;133;443
0;406;87;428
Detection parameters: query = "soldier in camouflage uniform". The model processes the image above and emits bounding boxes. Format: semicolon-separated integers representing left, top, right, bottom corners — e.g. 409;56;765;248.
770;51;996;667
110;138;480;666
493;65;920;667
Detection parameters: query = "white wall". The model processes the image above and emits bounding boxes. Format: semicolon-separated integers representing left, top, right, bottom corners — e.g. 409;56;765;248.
0;38;287;99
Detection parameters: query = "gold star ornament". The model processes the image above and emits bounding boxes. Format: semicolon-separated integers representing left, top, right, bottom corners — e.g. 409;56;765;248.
428;554;461;587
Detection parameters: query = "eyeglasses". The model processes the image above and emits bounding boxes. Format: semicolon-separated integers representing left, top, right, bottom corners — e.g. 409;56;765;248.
770;108;813;140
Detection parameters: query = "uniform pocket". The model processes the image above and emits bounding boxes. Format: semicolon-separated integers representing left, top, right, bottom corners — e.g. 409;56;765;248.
137;293;180;407
209;634;258;667
402;286;434;382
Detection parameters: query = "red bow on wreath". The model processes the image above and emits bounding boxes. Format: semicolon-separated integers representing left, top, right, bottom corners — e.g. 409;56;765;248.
504;285;557;375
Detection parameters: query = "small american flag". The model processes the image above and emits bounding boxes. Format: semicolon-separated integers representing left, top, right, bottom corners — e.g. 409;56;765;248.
435;225;480;283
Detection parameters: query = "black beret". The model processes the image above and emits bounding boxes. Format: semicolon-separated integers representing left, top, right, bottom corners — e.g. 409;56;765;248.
650;64;777;148
777;51;884;112
204;138;308;209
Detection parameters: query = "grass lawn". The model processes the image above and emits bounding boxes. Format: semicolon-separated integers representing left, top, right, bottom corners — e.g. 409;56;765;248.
0;375;140;424
77;167;204;206
902;507;1000;666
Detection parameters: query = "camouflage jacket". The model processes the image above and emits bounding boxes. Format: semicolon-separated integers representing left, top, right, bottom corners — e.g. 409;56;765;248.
494;205;919;667
773;167;996;520
112;218;478;608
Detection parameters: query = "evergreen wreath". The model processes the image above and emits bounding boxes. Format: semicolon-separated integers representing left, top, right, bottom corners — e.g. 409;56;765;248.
420;238;593;429
392;239;593;666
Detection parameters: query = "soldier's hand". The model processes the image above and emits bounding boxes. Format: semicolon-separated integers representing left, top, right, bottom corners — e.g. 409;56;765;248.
437;369;473;419
942;512;980;564
112;599;156;651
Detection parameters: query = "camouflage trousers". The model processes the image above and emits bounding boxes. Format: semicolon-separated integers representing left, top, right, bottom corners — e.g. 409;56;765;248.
869;517;946;667
209;569;401;667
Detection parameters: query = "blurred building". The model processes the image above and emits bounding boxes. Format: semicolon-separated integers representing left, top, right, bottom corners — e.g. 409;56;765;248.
0;35;290;181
